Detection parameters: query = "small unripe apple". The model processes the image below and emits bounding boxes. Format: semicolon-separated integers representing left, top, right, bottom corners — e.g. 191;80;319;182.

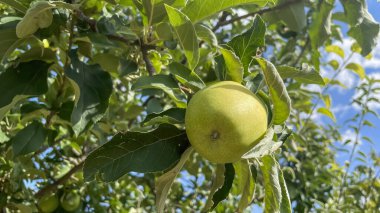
60;190;81;212
37;193;59;213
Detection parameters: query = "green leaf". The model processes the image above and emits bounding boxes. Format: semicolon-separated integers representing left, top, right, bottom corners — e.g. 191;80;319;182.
65;52;113;135
328;59;340;70
165;4;199;70
143;108;186;126
242;128;282;159
277;65;325;85
93;53;138;77
16;1;53;38
245;72;264;94
20;102;49;122
119;59;138;77
260;155;292;213
309;0;334;49
362;136;373;143
156;147;193;213
83;124;190;182
312;49;321;71
182;0;269;23
125;105;144;120
317;107;336;122
276;0;306;32
255;58;291;124
0;20;19;62
142;0;186;24
0;129;9;143
11;121;48;157
363;120;374;127
322;95;331;109
0;0;28;13
325;45;345;58
155;22;173;40
278;163;291;213
148;50;163;73
345;62;365;79
219;46;244;83
203;164;226;211
340;0;380;56
211;163;235;210
93;53;120;73
214;55;227;81
195;24;218;47
18;47;57;63
132;74;186;108
257;91;273;125
234;160;256;212
0;96;27;121
16;1;78;38
167;62;205;91
348;17;380;57
228;15;266;72
261;155;281;213
0;61;50;120
350;42;362;54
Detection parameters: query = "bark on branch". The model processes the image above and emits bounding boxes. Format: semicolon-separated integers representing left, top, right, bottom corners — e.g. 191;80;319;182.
35;161;84;198
141;42;156;76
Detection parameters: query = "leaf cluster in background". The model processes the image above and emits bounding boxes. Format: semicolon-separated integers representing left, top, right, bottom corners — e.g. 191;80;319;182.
0;0;379;212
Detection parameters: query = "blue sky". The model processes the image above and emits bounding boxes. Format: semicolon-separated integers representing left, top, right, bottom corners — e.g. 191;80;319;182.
251;1;380;212
310;1;380;167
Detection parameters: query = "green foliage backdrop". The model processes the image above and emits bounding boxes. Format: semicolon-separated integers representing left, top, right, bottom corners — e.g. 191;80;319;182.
0;0;379;212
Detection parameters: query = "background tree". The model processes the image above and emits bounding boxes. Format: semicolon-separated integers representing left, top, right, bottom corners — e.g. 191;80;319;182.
0;0;379;212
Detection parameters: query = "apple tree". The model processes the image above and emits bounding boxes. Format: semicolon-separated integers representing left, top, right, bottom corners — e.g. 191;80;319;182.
0;0;380;212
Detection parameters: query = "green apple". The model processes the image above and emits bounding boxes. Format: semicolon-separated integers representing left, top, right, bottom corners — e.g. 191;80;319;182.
185;81;268;163
60;191;81;212
37;193;59;213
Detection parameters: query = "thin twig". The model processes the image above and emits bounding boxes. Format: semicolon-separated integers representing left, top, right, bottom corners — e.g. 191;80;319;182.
179;85;193;95
75;9;140;46
212;11;230;31
141;41;156;76
213;0;302;31
43;13;76;129
35;161;84;198
65;13;76;68
299;52;354;134
75;9;156;75
33;135;67;157
337;83;372;202
365;170;380;204
292;36;310;67
106;34;140;46
75;9;97;32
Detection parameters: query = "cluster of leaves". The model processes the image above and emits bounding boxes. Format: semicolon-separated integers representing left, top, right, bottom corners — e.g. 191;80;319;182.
0;0;379;212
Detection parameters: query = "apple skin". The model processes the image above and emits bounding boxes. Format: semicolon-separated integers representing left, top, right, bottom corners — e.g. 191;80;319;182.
38;194;59;213
185;81;268;163
60;191;81;212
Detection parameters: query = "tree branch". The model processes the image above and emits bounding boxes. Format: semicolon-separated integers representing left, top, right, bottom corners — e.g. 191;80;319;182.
141;41;156;76
292;36;310;67
75;9;140;46
74;9;97;32
213;0;302;31
75;9;157;76
298;52;354;134
35;161;84;198
212;11;230;31
338;82;372;203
